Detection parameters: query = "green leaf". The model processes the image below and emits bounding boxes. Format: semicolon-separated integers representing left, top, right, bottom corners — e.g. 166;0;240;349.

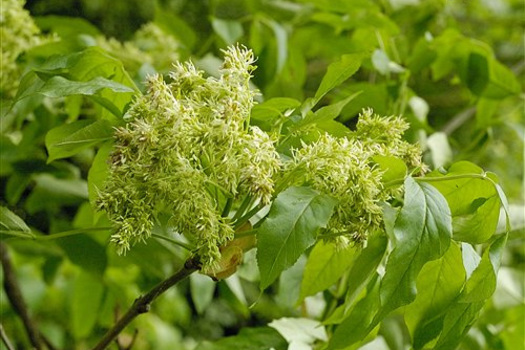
314;54;363;102
42;256;63;285
211;18;244;45
299;240;359;302
328;178;452;349
34;76;133;97
20;76;133;118
190;273;216;315
269;317;327;345
427;161;501;244
327;274;382;350
373;155;407;184
0;206;34;239
379;177;452;317
467;53;521;99
372;49;405;75
25;174;88;214
475;98;500;129
88;142;113;206
345;234;388;307
426;132;453;169
294;92;360;131
46;119;114;163
18;47;137;122
276;255;306;308
35;15;101;38
433;235;507;350
56;234;107;276
324;234;387;325
195;327;287;350
251;97;300;130
155;5;197;50
313;92;361;122
316;119;352;137
125;239;185;279
71;270;104;339
5;173;32;205
257;186;337;290
265;19;288;75
252;98;301;119
405;243;466;340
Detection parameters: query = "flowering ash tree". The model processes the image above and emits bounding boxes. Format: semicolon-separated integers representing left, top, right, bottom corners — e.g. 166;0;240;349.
2;37;510;350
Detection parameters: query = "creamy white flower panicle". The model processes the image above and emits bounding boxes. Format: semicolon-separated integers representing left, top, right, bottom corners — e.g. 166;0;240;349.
282;109;424;245
284;134;385;244
98;45;280;270
354;108;425;170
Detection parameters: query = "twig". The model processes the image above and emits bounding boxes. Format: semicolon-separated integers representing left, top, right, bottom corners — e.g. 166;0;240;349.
0;324;15;350
0;243;42;350
441;106;476;135
92;257;200;350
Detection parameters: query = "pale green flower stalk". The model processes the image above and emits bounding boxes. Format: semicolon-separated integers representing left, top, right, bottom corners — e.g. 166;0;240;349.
0;0;43;98
97;45;280;271
282;109;424;244
96;23;179;73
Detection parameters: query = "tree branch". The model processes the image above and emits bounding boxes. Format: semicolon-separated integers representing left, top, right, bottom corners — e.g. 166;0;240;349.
441;106;476;136
92;257;200;350
0;324;15;350
0;243;42;350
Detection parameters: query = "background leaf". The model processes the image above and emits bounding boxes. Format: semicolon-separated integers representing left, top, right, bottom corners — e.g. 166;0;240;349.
433;235;507;350
0;206;33;239
299;240;358;302
211;18;244;45
45;119;114;163
428;161;501;244
405;243;466;342
71;270;105;339
195;327;287;350
191;273;216;315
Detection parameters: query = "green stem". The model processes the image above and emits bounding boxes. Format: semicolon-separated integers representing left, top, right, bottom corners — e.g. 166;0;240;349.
234;203;264;230
36;227;112;241
222;197;233;218
204;179;232;198
151;233;193;251
231;195;252;221
384;173;496;188
322;270;350;321
4;227;112;242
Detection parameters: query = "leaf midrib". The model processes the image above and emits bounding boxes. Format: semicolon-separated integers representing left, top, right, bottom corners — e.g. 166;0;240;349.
265;195;319;282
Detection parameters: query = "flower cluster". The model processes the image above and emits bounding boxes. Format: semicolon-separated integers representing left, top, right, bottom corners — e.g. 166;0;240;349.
353;108;425;170
282;109;424;244
97;46;280;270
0;0;44;98
96;23;179;73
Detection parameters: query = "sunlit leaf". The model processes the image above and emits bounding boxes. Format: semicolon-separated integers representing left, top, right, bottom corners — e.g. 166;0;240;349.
299;240;358;302
314;54;363;102
257;186;337;290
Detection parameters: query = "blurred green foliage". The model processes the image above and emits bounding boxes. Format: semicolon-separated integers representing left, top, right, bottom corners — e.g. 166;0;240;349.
1;0;523;349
